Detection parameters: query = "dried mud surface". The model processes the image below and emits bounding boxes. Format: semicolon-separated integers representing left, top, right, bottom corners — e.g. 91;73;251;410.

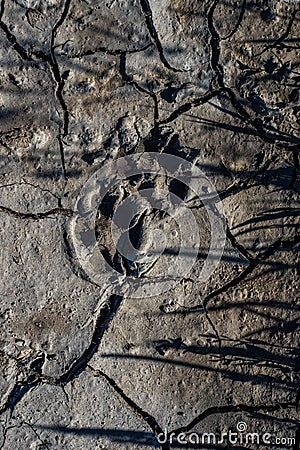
0;0;299;449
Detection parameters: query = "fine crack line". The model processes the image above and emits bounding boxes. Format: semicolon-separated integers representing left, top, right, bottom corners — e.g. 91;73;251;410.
0;424;19;449
23;422;51;450
139;0;184;73
119;51;159;125
221;0;246;41
0;181;60;201
87;366;171;450
0;206;73;220
49;0;72;179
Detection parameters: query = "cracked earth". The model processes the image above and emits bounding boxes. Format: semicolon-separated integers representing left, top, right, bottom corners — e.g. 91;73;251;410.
0;0;299;449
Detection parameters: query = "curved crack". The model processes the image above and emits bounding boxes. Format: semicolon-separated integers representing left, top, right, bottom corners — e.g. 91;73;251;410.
139;0;185;73
0;296;123;414
119;51;159;125
87;365;171;450
221;0;247;41
59;295;123;384
169;401;295;435
0;0;35;62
